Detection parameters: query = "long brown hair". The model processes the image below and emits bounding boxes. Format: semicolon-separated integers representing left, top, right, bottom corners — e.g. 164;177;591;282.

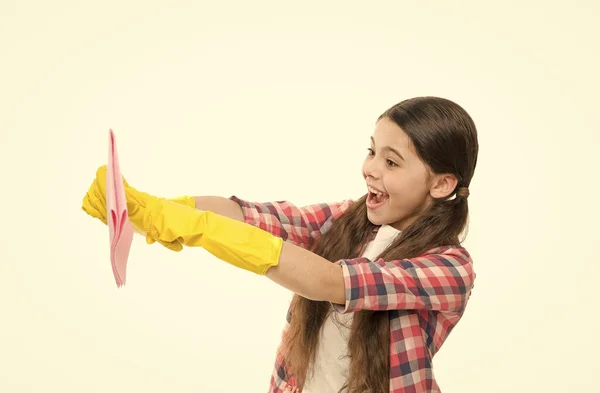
280;96;479;392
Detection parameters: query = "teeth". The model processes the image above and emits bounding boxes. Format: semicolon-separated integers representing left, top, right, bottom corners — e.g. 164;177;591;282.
368;186;386;196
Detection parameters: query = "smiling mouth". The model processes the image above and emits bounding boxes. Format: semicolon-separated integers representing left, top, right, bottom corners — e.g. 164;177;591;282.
367;186;389;209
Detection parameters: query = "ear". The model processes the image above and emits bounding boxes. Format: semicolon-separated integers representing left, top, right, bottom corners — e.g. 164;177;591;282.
429;173;459;199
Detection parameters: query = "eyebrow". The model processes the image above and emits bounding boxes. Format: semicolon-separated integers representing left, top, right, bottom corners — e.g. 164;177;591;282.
370;136;405;161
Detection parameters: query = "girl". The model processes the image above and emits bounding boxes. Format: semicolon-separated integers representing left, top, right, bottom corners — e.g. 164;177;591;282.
82;96;478;393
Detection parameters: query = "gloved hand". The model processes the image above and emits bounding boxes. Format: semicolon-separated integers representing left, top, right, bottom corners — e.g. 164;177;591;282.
82;165;196;251
143;197;283;275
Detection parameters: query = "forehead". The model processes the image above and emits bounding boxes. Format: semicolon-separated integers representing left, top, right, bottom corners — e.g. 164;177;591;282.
371;117;413;151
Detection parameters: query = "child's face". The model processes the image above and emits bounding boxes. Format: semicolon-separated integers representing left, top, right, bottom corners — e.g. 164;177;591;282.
362;117;434;231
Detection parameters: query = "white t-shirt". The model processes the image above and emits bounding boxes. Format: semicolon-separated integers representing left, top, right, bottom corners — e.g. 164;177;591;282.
302;224;401;393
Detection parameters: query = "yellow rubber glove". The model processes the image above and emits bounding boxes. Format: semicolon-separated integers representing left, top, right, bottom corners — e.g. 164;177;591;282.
123;186;196;252
81;165;196;251
143;197;283;275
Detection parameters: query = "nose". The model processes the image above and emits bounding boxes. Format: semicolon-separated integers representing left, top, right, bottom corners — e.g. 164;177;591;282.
363;156;381;180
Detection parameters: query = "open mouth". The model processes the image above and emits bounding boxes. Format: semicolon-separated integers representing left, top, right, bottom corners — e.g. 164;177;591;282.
366;186;389;210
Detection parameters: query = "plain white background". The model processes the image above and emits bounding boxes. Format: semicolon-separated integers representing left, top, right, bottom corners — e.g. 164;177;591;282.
1;1;598;392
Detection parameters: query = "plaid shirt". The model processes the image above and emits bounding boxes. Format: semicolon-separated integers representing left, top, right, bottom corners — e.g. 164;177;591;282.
229;196;475;393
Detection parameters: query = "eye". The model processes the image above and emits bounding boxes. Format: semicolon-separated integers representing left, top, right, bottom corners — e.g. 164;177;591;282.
386;159;398;167
367;148;375;156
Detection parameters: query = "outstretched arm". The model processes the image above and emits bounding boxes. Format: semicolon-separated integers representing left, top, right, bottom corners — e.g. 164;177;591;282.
193;196;245;221
268;241;474;314
143;198;347;302
194;196;346;304
144;198;473;313
266;241;345;304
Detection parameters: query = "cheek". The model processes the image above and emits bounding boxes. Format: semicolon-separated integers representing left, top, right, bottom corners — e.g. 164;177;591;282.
387;187;406;206
386;174;426;203
384;174;405;198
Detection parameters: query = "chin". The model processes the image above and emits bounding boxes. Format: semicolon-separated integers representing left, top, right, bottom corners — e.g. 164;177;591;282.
366;211;387;226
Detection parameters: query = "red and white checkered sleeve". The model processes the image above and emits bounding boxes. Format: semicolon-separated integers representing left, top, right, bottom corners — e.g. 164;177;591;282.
228;195;353;249
330;247;475;313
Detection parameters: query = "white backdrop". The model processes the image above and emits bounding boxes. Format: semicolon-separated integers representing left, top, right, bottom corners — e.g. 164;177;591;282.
1;1;598;392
